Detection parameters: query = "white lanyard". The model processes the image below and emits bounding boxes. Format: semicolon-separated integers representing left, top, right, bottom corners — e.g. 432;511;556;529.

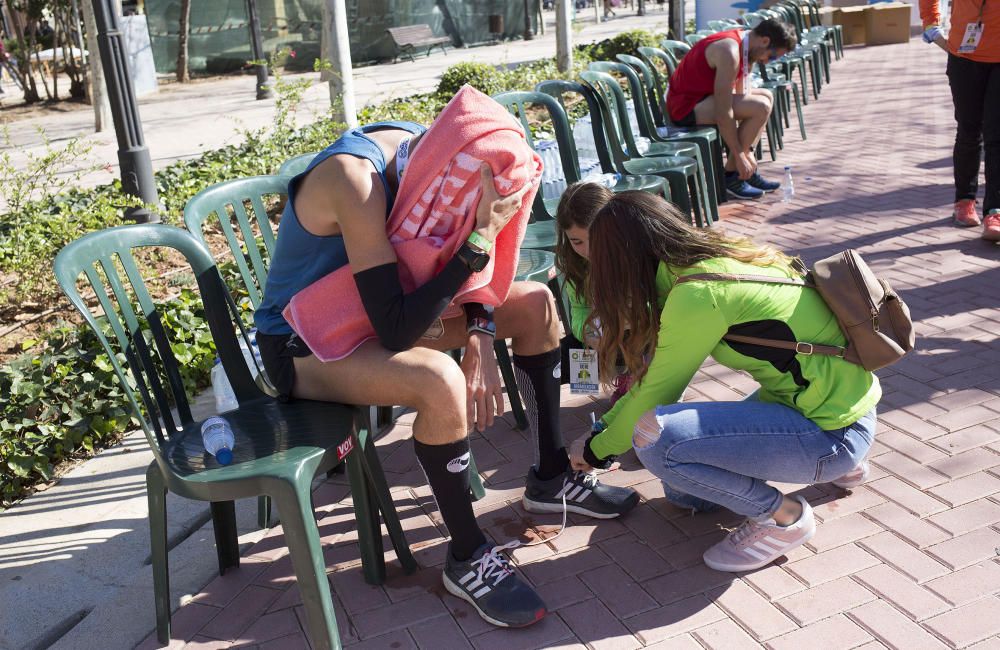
396;135;413;179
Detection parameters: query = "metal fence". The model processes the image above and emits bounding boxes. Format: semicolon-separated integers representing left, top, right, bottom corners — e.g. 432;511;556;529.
146;0;540;74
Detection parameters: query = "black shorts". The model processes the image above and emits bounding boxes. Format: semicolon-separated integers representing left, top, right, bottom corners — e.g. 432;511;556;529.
674;109;698;127
256;331;314;401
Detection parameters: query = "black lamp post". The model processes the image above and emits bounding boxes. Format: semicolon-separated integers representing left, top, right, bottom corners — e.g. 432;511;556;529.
246;0;272;100
523;0;534;40
91;0;159;222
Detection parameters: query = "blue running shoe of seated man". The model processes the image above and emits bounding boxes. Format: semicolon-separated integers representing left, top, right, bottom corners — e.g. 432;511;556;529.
725;172;765;200
746;172;782;192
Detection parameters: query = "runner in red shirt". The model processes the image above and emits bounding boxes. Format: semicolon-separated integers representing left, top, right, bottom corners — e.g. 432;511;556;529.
667;19;797;199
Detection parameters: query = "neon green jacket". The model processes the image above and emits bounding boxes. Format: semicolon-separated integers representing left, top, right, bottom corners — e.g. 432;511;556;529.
589;257;882;461
564;279;592;342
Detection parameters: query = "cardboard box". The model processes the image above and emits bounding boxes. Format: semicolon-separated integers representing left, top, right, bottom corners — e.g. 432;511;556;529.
829;0;868;9
818;6;838;26
835;6;869;45
865;2;911;44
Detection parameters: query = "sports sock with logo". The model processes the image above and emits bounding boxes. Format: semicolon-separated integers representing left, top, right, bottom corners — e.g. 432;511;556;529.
413;437;487;561
513;348;569;481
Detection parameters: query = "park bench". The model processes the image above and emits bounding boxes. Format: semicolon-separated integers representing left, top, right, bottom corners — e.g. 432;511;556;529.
387;24;451;63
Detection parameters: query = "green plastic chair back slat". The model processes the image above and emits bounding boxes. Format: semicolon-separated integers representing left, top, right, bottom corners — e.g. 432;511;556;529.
55;223;416;650
184;175;288;312
492;90;583;187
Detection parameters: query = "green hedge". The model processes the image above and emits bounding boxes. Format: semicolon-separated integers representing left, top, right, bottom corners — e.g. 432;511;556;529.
0;32;658;508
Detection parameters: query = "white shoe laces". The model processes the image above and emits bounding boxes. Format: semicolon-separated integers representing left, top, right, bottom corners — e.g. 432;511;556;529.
521;470;593;547
472;540;520;587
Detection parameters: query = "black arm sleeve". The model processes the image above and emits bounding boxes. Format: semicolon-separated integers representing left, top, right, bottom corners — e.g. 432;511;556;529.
353;256;472;352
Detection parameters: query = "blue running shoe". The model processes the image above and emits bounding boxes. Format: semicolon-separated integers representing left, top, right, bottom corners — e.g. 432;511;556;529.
747;172;781;192
725;173;765;200
443;541;547;627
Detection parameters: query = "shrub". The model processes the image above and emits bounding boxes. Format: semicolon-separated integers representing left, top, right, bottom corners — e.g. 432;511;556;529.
436;61;511;99
588;29;660;61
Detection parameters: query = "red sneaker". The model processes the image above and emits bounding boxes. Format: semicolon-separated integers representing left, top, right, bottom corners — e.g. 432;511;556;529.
953;199;981;227
983;211;1000;241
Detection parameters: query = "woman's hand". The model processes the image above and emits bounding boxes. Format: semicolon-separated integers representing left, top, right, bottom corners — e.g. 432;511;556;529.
569;437;594;472
460;331;505;432
473;163;533;245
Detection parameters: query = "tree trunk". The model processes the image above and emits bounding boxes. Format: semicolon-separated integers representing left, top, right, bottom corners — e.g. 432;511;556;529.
5;0;41;102
81;0;112;130
322;0;356;127
176;0;191;82
555;0;572;73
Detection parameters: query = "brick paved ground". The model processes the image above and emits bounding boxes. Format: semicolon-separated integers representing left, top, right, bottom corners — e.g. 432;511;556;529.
138;38;1000;650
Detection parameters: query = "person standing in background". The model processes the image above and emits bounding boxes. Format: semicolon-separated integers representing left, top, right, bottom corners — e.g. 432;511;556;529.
921;0;1000;240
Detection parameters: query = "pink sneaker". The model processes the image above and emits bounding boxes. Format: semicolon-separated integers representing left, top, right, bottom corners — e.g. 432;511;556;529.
954;199;981;227
703;496;815;572
831;459;870;489
983;211;1000;241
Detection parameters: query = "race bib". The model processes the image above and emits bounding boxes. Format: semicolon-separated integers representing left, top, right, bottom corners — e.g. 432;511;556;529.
569;348;600;395
958;22;984;53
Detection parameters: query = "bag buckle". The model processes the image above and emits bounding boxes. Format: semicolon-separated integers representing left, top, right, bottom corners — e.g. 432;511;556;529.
795;342;814;355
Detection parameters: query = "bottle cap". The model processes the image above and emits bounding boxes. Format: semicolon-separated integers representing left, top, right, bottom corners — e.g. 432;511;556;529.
784;166;791;171
215;448;233;466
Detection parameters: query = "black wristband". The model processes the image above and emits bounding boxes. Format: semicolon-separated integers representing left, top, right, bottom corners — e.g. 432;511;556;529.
583;435;615;470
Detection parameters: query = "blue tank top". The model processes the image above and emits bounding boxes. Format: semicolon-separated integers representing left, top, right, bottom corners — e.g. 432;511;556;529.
254;121;426;335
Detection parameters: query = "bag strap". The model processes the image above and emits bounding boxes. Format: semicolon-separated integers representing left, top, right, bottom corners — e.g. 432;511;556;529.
674;272;845;358
675;272;813;288
723;333;846;358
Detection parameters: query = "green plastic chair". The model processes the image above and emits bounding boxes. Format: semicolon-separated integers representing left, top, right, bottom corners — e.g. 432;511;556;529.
491;89;667;243
182;176;498;495
534;79;683;208
580;69;714;228
685;33;705;46
636;46;728;207
54;223;416;650
279;151;317;177
614;54;723;222
758;60;806;141
659;39;691;62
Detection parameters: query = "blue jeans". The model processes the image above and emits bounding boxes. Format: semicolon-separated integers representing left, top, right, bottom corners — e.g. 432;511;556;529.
633;399;876;517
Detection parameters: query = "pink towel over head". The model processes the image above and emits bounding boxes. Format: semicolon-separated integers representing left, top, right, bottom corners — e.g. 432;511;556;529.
283;85;542;361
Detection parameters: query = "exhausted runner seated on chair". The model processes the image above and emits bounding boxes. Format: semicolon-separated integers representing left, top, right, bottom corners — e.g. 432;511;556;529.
667;19;797;200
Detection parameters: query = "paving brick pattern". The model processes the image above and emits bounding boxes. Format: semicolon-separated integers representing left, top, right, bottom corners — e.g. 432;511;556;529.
139;39;1000;649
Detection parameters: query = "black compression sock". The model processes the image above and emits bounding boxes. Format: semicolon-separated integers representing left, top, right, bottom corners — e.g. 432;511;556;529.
413;437;487;562
513;348;569;481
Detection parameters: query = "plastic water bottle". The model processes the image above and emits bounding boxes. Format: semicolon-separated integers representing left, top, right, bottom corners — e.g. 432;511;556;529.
201;416;235;466
211;357;238;413
781;166;794;203
210;328;266;413
573;115;598;161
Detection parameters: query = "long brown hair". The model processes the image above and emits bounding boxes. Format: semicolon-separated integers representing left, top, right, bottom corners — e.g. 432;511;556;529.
587;191;801;385
555;182;615;301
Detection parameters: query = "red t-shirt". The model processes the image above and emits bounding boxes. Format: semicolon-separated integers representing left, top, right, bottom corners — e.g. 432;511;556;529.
666;28;747;123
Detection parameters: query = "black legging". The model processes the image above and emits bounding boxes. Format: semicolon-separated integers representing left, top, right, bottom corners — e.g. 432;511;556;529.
947;54;1000;214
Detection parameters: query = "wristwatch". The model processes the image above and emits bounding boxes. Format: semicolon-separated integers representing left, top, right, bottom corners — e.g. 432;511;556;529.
467;316;496;338
456;242;490;272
